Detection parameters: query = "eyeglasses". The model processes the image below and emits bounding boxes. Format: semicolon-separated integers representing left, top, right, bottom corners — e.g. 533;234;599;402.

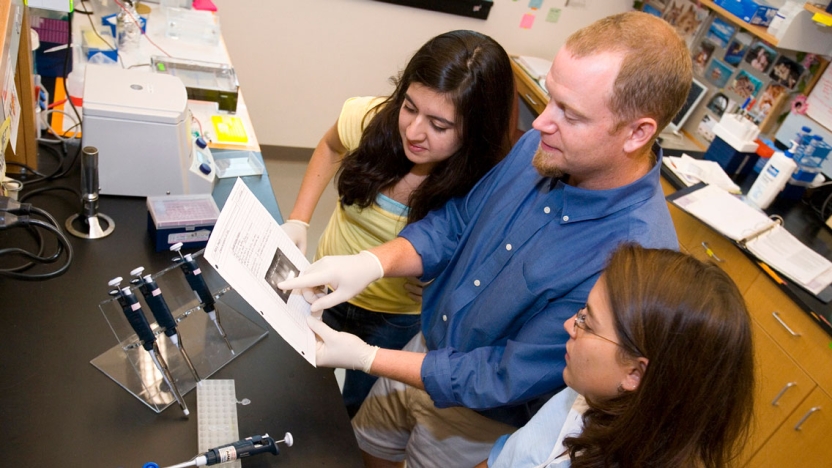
573;309;622;347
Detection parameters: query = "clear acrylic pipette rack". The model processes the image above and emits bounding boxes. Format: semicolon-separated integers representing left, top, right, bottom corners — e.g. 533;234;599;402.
91;249;267;413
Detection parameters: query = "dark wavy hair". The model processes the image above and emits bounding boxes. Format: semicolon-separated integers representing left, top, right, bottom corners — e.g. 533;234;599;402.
565;245;755;468
336;30;514;224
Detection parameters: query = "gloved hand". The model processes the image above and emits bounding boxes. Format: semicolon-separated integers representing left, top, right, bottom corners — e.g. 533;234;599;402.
281;219;309;255
277;250;384;313
404;277;428;303
307;316;379;372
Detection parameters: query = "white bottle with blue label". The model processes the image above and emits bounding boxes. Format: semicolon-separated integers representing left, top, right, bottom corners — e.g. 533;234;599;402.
747;142;798;209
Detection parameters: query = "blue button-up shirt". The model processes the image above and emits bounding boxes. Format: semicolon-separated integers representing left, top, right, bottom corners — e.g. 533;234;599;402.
400;130;677;426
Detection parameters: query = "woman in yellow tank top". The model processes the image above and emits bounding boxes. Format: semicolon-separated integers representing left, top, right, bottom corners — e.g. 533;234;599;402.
282;30;515;417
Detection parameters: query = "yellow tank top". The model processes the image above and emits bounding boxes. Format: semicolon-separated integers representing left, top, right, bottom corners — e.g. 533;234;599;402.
314;96;421;314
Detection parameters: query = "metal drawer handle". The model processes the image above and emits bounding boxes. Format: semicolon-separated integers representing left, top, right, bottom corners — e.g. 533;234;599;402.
524;93;538;106
772;311;801;337
771;382;796;406
701;242;724;263
794;407;821;431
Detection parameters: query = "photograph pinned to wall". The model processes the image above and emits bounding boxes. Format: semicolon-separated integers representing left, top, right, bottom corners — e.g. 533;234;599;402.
692;40;716;76
706;92;732;117
705;58;733;88
794;53;830;95
745;40;776;73
662;0;710;46
705;17;736;48
724;32;752;67
728;70;763;100
697;114;716;143
755;83;786;120
770;56;804;89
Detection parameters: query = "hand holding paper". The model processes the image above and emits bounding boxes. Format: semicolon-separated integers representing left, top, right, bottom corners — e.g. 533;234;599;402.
306;316;379;372
277;250;384;312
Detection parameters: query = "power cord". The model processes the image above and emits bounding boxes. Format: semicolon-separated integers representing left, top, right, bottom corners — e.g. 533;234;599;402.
0;196;74;280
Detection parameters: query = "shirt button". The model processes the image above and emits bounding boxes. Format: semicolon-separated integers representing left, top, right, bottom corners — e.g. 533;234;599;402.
442;315;448;322
562;215;570;222
474;279;481;287
506;244;512;251
544;206;551;214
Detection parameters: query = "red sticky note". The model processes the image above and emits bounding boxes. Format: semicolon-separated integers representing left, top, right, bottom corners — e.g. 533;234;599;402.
520;13;535;29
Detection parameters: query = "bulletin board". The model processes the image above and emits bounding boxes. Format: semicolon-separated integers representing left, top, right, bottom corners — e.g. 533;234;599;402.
640;0;830;148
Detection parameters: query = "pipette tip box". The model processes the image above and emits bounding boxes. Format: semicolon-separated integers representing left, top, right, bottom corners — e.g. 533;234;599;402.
147;194;220;252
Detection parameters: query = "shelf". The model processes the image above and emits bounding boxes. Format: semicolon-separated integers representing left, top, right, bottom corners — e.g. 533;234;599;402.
805;2;832;26
700;0;832;54
699;0;779;46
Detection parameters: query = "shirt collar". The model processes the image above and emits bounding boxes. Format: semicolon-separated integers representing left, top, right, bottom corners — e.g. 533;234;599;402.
555;142;664;224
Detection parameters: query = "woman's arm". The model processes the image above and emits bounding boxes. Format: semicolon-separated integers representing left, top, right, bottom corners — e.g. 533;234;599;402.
287;122;345;223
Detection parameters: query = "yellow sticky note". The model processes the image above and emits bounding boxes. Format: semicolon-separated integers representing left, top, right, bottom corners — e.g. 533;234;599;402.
211;115;248;143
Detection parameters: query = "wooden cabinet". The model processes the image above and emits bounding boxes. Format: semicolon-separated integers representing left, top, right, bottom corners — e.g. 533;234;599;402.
745;276;832;396
738;321;814;464
510;57;547;115
663;178;832;465
746;387;832;467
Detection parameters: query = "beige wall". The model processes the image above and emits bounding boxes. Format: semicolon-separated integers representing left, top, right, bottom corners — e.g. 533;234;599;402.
213;0;632;148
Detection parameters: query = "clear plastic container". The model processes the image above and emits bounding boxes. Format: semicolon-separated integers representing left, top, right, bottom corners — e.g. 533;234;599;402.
165;7;220;45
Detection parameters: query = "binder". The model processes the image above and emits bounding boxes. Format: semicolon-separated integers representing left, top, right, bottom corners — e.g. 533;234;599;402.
667;183;832;302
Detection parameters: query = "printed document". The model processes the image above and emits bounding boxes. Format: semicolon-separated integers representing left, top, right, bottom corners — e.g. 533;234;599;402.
204;178;316;366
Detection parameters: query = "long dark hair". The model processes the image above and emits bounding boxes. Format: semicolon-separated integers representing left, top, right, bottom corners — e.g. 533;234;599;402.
565;245;755;468
337;30;514;224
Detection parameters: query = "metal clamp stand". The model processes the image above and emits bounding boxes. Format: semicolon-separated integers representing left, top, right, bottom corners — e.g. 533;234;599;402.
66;147;115;239
91;250;268;414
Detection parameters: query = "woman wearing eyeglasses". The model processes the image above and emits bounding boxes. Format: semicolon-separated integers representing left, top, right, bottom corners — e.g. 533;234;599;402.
480;244;755;468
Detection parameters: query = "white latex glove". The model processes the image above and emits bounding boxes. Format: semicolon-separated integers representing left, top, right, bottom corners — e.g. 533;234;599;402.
404;277;428;303
281;219;309;255
277;250;384;313
307;316;379;372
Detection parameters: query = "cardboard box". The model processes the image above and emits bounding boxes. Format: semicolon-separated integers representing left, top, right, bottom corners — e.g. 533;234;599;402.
717;0;778;26
147;194;219;252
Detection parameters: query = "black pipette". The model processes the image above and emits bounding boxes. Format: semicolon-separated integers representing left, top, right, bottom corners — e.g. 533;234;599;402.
130;266;201;382
163;433;293;468
170;242;233;352
108;277;190;416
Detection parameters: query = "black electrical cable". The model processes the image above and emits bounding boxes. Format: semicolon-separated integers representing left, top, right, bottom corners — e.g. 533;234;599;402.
20;185;81;203
0;218;73;280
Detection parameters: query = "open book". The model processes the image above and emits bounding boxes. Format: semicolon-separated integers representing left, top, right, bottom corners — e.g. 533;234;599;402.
670;184;832;298
204;178;317;366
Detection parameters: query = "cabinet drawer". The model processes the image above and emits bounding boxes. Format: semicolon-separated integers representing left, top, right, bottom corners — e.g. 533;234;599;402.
739;321;814;464
746;387;832;467
514;71;547;115
746;275;832;395
687;222;760;294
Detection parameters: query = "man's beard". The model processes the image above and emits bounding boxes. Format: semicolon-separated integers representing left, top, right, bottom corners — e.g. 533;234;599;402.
532;147;564;178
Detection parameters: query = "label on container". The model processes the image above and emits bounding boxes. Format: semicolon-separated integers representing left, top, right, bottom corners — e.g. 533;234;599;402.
765;165;780;178
168;229;211;244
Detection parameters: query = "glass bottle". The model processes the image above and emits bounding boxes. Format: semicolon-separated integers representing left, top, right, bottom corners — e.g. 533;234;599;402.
116;0;142;54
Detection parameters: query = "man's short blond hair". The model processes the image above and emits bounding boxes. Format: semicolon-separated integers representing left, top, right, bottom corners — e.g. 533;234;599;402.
566;11;692;133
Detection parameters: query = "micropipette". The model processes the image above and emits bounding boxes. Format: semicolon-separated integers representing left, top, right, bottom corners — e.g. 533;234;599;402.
163;433;293;468
130;266;201;382
170;243;233;351
108;277;190;416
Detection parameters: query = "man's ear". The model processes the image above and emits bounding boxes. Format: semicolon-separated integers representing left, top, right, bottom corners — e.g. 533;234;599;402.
622;356;649;392
622;118;658;154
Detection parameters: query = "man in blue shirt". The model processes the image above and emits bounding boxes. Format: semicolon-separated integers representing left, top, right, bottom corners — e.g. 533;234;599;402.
279;11;692;468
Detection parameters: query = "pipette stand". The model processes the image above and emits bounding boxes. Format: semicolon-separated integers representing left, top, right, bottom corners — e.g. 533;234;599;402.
91;249;267;414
